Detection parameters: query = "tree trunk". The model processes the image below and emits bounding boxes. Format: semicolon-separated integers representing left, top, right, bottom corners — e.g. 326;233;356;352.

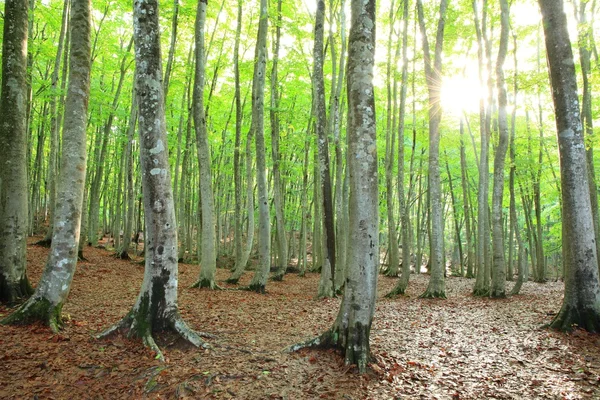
191;0;218;290
417;0;448;299
314;0;336;298
539;0;600;332
0;0;34;303
289;0;378;373
2;0;91;330
248;0;271;293
490;0;509;298
97;0;208;358
270;0;288;281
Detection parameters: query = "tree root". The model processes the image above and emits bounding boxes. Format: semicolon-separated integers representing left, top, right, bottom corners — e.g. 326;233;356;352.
385;285;407;298
1;296;63;333
190;279;223;290
247;283;266;294
96;313;212;362
419;289;447;299
472;288;489;297
548;304;600;333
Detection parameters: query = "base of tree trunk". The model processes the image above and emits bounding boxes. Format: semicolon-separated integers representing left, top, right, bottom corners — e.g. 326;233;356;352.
548;304;600;333
97;310;211;361
35;238;52;247
383;267;399;278
510;277;523;295
472;287;490;297
190;278;222;290
115;250;131;260
247;283;266;294
419;288;447;299
225;277;240;284
385;284;407;298
490;290;506;299
286;323;373;374
1;296;63;333
0;275;33;304
271;268;285;281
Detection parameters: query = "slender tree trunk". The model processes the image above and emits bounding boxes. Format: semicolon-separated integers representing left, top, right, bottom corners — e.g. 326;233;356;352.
191;0;218;290
2;0;91;330
417;0;448;299
490;0;510;298
0;0;34;303
248;0;271;293
271;0;288;281
314;0;336;298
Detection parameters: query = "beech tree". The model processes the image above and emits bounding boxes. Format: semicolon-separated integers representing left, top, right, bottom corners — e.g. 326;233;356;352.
1;0;91;330
0;0;33;303
289;0;378;374
191;0;218;290
539;0;600;332
97;0;208;358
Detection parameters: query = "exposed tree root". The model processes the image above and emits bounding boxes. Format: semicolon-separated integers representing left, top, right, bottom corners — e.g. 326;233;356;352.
286;323;373;373
77;249;88;262
490;290;507;299
420;289;447;299
472;288;490;297
548;304;600;333
385;285;407;298
1;296;63;333
246;283;266;294
225;277;240;284
190;279;223;290
97;312;212;362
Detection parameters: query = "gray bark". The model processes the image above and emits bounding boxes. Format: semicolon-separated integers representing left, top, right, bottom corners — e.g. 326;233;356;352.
0;0;34;303
97;0;207;358
248;0;270;293
490;0;509;298
191;0;218;290
2;0;91;330
417;0;448;299
540;0;600;332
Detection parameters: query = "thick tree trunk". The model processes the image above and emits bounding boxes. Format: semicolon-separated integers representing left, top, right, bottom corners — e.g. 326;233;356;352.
2;0;91;330
539;0;600;332
191;0;218;290
289;0;378;374
97;0;207;358
0;0;34;303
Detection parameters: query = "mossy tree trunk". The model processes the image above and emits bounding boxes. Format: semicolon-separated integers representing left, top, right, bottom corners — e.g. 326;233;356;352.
97;0;207;359
2;0;91;329
0;0;34;303
289;0;378;374
539;0;600;332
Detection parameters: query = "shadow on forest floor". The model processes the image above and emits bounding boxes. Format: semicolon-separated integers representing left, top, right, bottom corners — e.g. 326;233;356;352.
1;239;599;399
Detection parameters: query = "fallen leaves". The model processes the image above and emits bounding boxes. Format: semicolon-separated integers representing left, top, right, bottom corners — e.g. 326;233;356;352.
1;240;600;399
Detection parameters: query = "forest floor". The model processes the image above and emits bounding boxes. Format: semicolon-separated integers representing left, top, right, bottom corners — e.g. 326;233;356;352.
2;241;600;399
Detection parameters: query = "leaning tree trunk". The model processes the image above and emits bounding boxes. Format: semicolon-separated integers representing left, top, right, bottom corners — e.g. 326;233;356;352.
248;0;271;293
97;0;208;359
0;0;34;303
417;0;448;299
191;0;218;290
2;0;91;330
288;0;378;374
539;0;600;332
490;0;509;298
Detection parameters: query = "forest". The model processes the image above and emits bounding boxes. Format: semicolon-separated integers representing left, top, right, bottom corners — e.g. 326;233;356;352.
1;0;600;398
